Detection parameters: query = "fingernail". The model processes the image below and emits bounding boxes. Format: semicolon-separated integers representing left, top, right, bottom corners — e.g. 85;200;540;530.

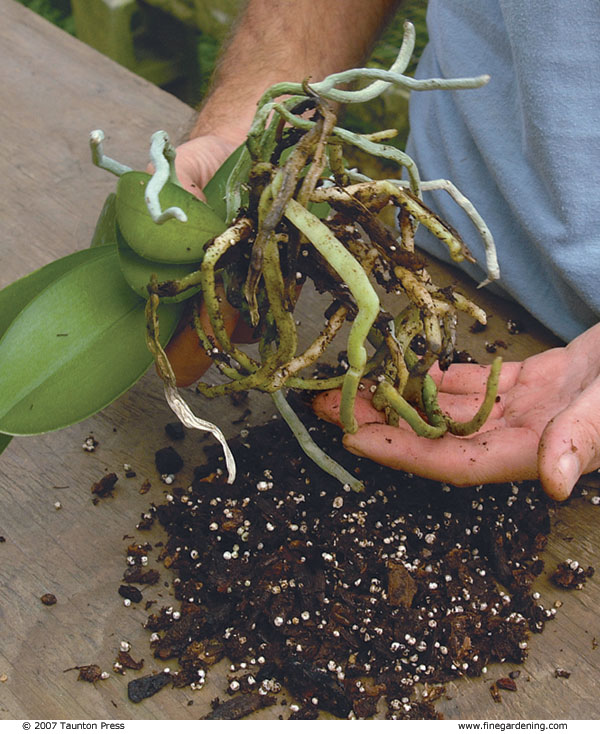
556;451;580;497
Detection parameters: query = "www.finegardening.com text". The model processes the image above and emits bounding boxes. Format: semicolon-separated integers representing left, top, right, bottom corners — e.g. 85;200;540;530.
459;723;568;731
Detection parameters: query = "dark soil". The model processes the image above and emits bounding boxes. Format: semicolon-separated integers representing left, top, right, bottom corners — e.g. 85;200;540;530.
127;671;172;703
91;472;118;501
124;397;559;719
550;560;594;590
69;664;103;683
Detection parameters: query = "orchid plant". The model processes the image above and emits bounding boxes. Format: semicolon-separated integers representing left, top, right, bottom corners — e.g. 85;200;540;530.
0;22;500;491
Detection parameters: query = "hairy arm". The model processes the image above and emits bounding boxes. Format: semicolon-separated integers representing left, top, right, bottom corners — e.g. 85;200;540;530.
177;0;401;191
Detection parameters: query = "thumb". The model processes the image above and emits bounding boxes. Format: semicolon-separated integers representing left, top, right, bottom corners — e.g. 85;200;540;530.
538;380;600;501
174;136;239;198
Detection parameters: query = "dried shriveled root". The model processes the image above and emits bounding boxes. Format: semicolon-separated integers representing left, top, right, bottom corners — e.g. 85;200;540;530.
144;292;236;482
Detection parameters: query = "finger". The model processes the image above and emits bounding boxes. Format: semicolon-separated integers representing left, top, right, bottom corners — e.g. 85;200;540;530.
437;391;506;423
230;316;259;344
312;383;386;428
538;377;600;500
342;423;540;486
430;360;522;395
146;160;205;200
165;295;239;387
313;384;506;429
177;173;206;200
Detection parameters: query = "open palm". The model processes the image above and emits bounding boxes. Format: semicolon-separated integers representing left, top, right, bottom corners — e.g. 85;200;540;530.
313;323;600;500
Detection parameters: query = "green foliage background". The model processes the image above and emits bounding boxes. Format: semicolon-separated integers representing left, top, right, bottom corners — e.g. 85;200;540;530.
17;0;74;33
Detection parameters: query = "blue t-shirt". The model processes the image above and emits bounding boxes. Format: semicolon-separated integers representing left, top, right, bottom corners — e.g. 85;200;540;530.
407;0;600;342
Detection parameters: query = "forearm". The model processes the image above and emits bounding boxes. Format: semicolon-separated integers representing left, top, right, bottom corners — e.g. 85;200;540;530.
189;0;401;144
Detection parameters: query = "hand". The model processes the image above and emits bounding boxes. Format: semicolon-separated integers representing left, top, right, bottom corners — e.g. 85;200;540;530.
173;134;241;197
163;134;252;385
313;323;600;501
164;282;240;388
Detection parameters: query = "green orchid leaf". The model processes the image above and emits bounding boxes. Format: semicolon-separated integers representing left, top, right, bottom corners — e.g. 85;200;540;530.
0;247;111;342
90;193;118;247
116;171;226;263
0;432;12;456
308;200;330;219
116;225;202;303
0;245;183;435
203;143;247;221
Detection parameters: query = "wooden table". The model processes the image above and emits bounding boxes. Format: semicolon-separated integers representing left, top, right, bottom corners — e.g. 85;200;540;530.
0;0;598;720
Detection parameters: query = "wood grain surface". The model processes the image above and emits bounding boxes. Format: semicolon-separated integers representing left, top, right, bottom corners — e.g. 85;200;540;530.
0;0;598;720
